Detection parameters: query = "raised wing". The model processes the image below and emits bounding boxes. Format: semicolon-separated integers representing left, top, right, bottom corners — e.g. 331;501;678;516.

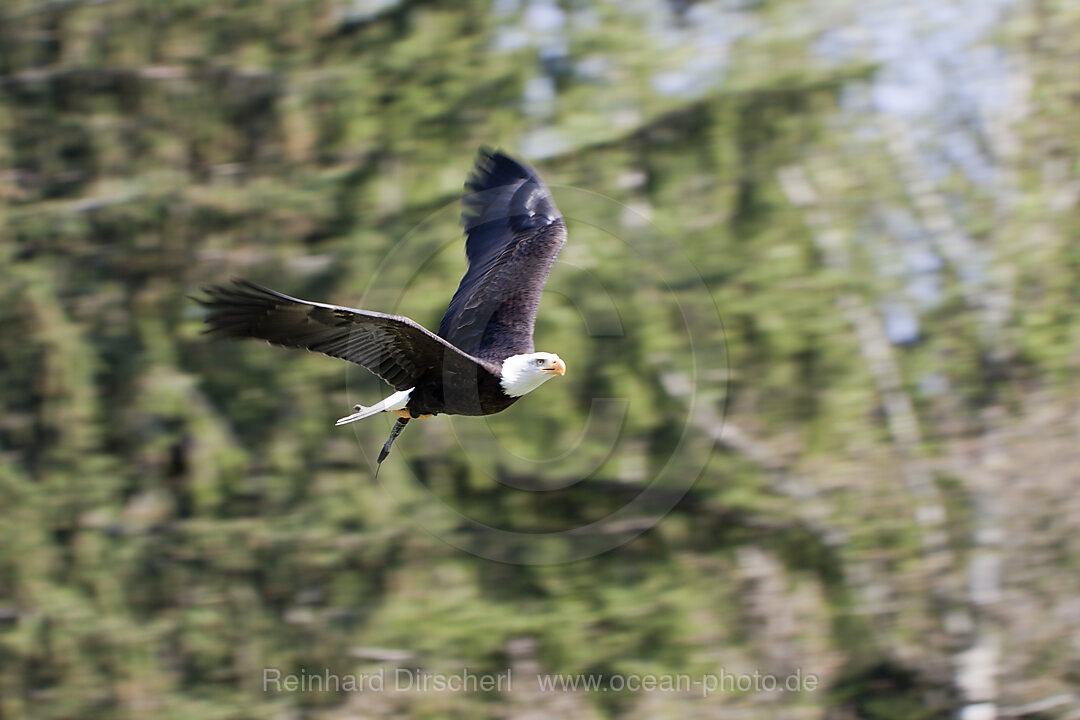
199;280;492;390
436;149;566;364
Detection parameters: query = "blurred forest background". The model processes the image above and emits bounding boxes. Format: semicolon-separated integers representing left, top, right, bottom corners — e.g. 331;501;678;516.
2;0;1079;718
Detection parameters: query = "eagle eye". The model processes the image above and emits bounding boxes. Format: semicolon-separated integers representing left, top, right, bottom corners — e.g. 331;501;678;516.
535;358;545;366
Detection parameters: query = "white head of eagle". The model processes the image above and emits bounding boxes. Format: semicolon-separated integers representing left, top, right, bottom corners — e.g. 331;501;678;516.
500;352;566;397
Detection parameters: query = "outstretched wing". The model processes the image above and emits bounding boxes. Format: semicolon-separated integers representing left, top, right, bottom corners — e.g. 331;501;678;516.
199;280;492;390
436;149;566;364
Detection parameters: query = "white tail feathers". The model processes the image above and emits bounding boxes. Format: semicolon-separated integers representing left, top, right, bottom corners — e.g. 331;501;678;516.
335;388;414;426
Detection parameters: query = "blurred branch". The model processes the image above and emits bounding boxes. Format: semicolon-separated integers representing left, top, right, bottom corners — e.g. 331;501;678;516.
878;116;1014;360
778;164;946;538
0;0;115;21
782;162;1008;717
656;368;845;547
999;693;1077;718
348;646;414;663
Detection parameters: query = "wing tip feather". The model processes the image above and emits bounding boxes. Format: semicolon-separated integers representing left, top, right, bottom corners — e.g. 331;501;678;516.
461;148;560;235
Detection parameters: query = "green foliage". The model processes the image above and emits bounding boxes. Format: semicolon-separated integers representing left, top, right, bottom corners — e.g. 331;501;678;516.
0;0;1076;718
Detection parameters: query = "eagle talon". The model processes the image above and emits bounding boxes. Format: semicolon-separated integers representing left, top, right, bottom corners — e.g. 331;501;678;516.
374;417;410;479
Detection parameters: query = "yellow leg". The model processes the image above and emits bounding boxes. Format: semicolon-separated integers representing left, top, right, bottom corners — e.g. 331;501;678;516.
394;409;433;419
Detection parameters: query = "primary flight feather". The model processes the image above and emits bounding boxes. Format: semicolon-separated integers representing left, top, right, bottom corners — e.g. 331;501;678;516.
198;149;567;471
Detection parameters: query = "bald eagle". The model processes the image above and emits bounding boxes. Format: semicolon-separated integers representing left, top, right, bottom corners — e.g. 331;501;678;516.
199;149;567;471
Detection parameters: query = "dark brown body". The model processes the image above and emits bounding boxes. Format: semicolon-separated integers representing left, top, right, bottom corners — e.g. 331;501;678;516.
406;354;518;417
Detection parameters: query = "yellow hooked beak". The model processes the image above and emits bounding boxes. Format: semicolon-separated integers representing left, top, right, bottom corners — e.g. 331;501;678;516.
544;358;566;376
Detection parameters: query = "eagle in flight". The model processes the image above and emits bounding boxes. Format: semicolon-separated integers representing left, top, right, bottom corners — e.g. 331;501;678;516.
199;149;567;472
